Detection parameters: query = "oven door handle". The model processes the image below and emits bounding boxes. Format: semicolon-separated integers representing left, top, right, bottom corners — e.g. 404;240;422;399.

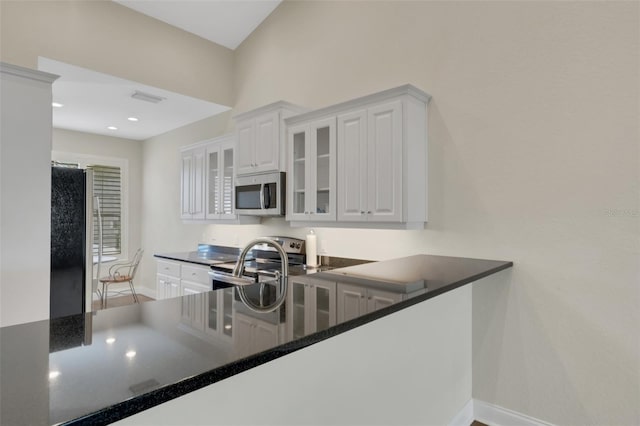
209;271;256;286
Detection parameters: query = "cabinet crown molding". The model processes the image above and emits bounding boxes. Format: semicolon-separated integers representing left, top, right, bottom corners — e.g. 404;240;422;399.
180;133;234;152
233;101;309;121
285;84;431;125
1;62;59;84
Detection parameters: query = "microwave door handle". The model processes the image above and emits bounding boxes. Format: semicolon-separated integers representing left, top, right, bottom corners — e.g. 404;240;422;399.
259;183;266;210
264;184;271;209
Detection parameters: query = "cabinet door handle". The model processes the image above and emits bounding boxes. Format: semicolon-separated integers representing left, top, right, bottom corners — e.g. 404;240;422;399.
360;211;365;215
367;211;372;214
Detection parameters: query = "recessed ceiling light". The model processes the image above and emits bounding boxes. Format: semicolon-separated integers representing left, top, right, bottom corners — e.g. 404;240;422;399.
127;117;139;122
107;126;118;130
52;102;64;108
106;337;116;344
126;350;136;358
49;371;61;379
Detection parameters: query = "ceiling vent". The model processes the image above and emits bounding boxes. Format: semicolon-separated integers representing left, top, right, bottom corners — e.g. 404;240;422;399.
131;90;165;104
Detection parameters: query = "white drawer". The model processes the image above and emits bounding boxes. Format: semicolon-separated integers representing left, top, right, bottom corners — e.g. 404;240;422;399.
181;264;211;284
156;260;181;277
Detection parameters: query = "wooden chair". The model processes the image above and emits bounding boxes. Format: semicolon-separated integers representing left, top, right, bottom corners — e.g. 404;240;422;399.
99;249;144;309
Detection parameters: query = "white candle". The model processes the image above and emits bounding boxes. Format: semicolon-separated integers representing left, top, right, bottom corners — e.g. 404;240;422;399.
306;230;317;267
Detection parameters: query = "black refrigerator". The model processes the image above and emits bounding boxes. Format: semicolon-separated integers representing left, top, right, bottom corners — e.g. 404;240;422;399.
50;167;93;319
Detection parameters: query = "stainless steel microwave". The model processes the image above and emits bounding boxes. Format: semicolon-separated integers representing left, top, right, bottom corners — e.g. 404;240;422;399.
234;172;285;216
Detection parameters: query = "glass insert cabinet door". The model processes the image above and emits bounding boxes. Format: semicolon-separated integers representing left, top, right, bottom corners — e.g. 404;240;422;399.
220;146;234;216
207;141;235;219
207;149;220;217
206;289;233;340
288;277;336;339
288;117;336;221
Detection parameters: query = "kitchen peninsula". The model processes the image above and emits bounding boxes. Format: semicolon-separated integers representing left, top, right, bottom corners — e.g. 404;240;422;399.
0;253;511;425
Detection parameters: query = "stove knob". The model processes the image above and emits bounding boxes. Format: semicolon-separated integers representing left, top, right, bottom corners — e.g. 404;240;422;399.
289;242;295;248
296;243;301;249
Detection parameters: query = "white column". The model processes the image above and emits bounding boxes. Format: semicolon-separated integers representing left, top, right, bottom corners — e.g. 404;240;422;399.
0;62;58;327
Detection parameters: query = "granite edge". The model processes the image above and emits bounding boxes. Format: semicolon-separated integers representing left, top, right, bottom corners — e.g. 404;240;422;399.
62;260;513;425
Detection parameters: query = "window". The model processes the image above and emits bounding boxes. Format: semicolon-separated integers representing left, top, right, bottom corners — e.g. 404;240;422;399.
90;165;122;256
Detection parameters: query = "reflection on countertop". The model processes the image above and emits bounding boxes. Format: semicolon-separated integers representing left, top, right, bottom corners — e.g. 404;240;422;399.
0;253;512;426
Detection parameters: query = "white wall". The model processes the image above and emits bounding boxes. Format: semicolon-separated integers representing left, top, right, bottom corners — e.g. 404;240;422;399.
52;128;143;262
223;2;637;425
139;113;231;295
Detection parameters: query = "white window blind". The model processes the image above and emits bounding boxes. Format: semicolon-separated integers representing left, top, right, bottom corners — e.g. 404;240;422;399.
90;165;122;256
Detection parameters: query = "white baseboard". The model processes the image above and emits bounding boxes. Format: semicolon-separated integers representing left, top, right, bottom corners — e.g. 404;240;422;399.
450;399;554;426
449;399;475;426
136;286;156;299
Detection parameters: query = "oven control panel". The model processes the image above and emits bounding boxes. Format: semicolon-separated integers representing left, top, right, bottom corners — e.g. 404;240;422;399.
254;236;305;254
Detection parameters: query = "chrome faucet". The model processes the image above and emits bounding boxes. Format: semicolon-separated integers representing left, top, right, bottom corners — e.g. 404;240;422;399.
234;237;289;313
233;237;289;278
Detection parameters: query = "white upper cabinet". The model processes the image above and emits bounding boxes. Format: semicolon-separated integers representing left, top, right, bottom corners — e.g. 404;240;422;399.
286;84;430;229
206;137;235;220
181;135;259;224
180;146;206;220
234;102;308;176
287;117;337;222
339;99;403;223
236;120;256;175
336;109;368;221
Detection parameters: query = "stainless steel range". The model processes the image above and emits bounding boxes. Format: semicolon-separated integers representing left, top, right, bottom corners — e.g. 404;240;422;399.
209;236;306;290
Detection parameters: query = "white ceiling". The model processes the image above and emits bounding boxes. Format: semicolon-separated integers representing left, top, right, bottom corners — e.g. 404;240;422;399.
114;0;282;50
39;57;230;141
37;2;280;141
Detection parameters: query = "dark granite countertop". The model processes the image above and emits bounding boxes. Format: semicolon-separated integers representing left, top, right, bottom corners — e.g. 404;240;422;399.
154;244;244;266
154;244;372;274
0;254;512;425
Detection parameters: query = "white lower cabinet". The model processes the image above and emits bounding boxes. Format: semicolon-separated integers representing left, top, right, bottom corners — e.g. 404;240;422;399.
336;282;403;323
180;280;210;295
179;264;211;331
288;276;336;339
233;312;279;358
180;264;211;292
156;274;180;300
180;283;206;330
156;260;211;300
205;289;233;341
156;259;235;341
156;259;182;300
